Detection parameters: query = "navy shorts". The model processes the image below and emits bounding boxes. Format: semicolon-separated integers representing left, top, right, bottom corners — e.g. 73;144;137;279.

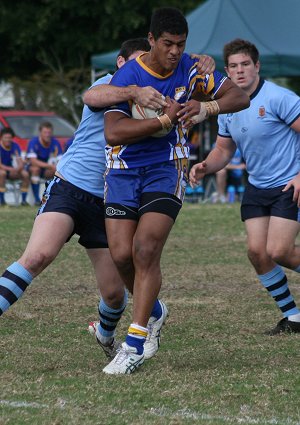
241;182;300;222
37;177;108;248
104;160;188;221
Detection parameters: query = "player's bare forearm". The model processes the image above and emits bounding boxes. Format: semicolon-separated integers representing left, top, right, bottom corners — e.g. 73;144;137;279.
30;159;49;169
178;79;249;129
214;80;250;114
83;85;135;108
104;99;181;146
191;141;236;185
83;85;167;110
104;113;164;146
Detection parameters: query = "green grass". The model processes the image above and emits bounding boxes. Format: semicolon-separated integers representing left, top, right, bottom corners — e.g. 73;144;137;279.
1;204;300;425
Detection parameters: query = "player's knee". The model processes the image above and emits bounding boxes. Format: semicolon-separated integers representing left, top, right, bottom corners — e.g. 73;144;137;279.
103;287;125;309
133;238;160;266
247;247;266;267
20;250;55;276
267;245;288;265
22;170;30;180
111;249;132;274
31;174;40;184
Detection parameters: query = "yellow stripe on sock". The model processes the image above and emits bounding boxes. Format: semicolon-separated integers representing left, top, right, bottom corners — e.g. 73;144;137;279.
128;326;148;338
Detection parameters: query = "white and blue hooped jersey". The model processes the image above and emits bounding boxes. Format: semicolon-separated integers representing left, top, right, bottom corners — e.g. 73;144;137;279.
218;79;300;189
105;52;227;169
57;74;112;198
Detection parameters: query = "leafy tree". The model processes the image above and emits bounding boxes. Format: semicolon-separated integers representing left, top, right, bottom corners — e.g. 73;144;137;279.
0;0;204;123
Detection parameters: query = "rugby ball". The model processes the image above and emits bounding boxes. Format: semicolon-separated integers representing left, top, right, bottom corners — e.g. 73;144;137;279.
131;102;172;138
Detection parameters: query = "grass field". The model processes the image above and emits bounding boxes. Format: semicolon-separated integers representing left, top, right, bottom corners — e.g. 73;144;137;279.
1;203;300;425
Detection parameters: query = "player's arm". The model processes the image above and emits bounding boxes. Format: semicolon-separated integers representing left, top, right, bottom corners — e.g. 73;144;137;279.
178;78;250;129
83;85;168;110
0;161;14;172
190;54;215;75
15;156;24;171
28;156;53;169
281;116;300;204
290;115;300;133
225;162;246;171
104;98;181;146
189;136;236;187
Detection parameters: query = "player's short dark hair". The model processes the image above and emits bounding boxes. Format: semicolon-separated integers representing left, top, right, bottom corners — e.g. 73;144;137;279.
39;121;53;131
118;38;150;61
150;7;188;40
223;38;260;67
0;127;15;138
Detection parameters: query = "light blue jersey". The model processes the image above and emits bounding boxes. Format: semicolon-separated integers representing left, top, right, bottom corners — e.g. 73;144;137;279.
57;74;112;198
218;79;300;189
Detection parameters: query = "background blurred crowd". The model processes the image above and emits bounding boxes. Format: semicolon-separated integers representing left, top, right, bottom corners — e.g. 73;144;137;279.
0;123;73;206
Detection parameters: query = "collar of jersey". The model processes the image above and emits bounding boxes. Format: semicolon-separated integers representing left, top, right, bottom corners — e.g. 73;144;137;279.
0;142;12;151
39;138;52;148
250;78;265;100
136;53;174;79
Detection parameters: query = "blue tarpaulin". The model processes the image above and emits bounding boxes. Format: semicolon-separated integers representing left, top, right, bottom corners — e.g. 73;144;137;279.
91;0;300;77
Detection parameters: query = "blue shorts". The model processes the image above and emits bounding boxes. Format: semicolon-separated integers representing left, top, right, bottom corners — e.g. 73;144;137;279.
104;160;188;221
241;182;300;222
37;176;108;248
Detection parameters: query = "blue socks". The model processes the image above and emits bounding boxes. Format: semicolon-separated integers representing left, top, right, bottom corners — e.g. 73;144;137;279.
97;291;128;345
21;191;28;203
258;265;300;318
31;183;40;202
150;299;162;319
126;324;148;355
0;262;33;316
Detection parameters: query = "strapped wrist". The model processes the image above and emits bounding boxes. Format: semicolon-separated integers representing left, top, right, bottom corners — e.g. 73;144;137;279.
203;100;220;116
157;114;173;131
191;100;220;125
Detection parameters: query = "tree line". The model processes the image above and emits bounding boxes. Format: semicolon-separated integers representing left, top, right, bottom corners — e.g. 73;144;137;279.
0;0;203;124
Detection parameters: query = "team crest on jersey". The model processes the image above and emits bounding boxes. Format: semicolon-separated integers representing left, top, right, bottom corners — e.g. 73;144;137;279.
174;87;187;101
258;106;266;117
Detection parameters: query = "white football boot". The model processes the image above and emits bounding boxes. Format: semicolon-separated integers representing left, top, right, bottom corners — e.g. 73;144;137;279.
144;300;168;360
103;342;144;375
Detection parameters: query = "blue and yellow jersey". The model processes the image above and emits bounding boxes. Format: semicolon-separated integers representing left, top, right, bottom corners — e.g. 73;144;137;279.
27;137;62;163
105;52;227;169
0;141;21;167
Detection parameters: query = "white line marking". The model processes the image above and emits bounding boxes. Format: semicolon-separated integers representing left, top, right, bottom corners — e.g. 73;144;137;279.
0;400;48;409
0;398;67;409
149;407;300;425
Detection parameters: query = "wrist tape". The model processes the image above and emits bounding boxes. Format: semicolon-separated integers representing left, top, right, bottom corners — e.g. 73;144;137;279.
190;100;220;125
157;113;173;130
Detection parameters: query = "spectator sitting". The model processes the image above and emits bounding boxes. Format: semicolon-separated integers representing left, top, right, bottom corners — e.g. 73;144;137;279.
64;137;74;153
0;128;30;206
27;121;62;205
215;147;246;203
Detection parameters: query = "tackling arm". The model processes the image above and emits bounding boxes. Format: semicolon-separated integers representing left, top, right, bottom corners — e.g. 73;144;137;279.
178;79;250;129
83;85;168;110
104;98;181;146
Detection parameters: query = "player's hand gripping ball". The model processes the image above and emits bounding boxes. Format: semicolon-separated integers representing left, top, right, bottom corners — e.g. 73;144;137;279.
131;99;172;138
